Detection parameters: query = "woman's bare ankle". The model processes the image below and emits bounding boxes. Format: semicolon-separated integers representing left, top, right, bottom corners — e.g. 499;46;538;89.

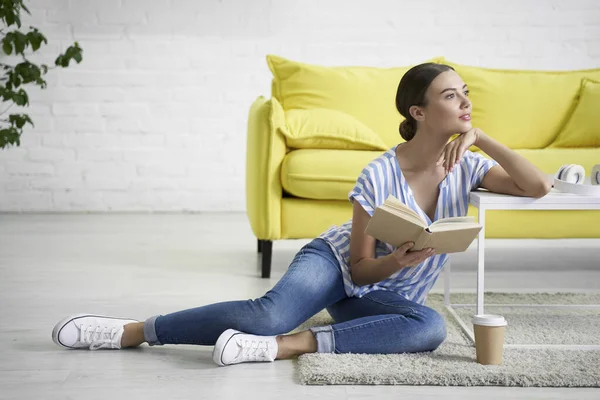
275;330;317;359
121;322;146;348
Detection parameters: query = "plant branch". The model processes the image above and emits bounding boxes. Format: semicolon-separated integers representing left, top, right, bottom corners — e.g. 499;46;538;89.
0;103;15;115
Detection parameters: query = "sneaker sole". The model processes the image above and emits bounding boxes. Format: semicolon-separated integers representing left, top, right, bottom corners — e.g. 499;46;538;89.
52;313;139;349
212;328;241;366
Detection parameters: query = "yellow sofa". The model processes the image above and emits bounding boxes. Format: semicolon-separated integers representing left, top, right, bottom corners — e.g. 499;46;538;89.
246;55;600;278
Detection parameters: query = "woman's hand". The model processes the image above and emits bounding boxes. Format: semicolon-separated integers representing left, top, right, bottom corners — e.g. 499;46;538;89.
437;128;483;173
391;242;435;268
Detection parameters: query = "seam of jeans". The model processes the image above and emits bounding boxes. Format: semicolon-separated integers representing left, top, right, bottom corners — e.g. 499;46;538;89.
330;326;336;353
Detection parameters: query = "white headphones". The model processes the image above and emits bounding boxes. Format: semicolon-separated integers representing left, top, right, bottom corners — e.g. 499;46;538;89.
553;164;600;196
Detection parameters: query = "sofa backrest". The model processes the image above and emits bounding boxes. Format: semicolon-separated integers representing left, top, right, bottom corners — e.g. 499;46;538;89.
445;59;600;149
267;55;443;148
267;55;600;150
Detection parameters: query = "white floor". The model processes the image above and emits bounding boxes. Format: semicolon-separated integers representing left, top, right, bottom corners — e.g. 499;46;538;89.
1;213;599;400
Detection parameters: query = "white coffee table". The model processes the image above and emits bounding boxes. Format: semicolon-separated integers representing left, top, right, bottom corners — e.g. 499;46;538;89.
443;188;600;349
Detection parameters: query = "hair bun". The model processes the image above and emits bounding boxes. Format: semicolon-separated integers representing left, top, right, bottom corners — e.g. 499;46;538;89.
399;118;417;141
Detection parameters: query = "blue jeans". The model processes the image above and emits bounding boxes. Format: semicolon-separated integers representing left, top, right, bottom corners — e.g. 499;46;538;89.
144;238;446;354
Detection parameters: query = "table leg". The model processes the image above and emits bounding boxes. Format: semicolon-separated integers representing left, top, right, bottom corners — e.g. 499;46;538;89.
477;207;485;315
444;258;451;306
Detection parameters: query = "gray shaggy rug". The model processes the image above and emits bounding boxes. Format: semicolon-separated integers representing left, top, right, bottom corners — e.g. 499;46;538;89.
294;292;600;386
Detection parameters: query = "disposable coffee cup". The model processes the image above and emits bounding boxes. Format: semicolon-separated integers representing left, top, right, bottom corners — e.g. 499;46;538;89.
471;314;507;365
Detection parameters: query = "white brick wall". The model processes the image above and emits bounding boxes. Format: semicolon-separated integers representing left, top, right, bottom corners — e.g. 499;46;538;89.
1;0;599;212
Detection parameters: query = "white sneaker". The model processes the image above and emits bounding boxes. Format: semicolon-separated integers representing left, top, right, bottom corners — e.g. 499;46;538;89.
213;329;279;366
52;314;139;350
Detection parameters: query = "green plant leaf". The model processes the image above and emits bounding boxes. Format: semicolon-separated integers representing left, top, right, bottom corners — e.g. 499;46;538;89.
2;39;12;55
5;11;15;27
0;86;16;102
26;28;47;52
14;61;42;85
0;127;21;148
13;97;25;106
14;32;26;54
10;88;29;106
57;45;84;67
26;32;40;51
11;73;21;88
9;113;34;129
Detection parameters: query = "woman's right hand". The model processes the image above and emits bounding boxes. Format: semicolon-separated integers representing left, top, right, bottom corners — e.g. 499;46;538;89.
391;242;435;268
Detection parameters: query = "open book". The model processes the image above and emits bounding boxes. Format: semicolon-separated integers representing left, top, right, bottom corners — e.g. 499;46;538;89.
364;195;482;254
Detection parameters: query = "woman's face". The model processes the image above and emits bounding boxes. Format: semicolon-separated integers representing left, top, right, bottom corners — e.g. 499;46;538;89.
415;70;472;135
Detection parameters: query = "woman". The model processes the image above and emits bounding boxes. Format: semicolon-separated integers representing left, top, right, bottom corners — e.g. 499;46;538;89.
52;63;551;365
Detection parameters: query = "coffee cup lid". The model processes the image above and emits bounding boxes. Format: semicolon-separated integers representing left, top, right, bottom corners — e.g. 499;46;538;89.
472;314;507;327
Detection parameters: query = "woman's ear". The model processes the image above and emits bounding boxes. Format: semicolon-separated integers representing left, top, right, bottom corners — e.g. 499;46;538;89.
409;105;425;122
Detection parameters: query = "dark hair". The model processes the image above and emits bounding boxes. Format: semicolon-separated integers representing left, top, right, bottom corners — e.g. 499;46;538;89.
395;63;455;141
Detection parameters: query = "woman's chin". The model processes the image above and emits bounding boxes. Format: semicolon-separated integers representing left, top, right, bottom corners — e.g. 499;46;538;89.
457;121;472;133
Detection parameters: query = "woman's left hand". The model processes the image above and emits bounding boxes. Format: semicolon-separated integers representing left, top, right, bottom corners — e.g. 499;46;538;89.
437;128;483;173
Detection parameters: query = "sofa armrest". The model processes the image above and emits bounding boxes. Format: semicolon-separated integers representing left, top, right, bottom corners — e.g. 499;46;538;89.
245;96;287;240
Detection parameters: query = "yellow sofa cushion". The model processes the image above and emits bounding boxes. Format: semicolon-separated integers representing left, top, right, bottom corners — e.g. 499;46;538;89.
280;108;389;151
267;54;443;148
550;79;600;148
282;147;600;201
281;149;385;199
281;198;352;239
443;59;600;149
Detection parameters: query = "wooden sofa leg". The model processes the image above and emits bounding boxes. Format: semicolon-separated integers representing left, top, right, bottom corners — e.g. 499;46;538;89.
260;240;272;278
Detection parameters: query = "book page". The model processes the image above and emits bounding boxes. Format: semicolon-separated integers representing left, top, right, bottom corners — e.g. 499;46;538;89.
428;222;482;233
364;207;426;248
429;216;475;227
380;196;426;228
424;226;483;254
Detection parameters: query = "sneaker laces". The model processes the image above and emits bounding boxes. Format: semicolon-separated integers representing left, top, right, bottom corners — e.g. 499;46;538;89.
79;324;123;350
238;338;273;361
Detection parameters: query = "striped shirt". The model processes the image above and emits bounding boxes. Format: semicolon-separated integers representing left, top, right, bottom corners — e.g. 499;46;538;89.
319;145;498;305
